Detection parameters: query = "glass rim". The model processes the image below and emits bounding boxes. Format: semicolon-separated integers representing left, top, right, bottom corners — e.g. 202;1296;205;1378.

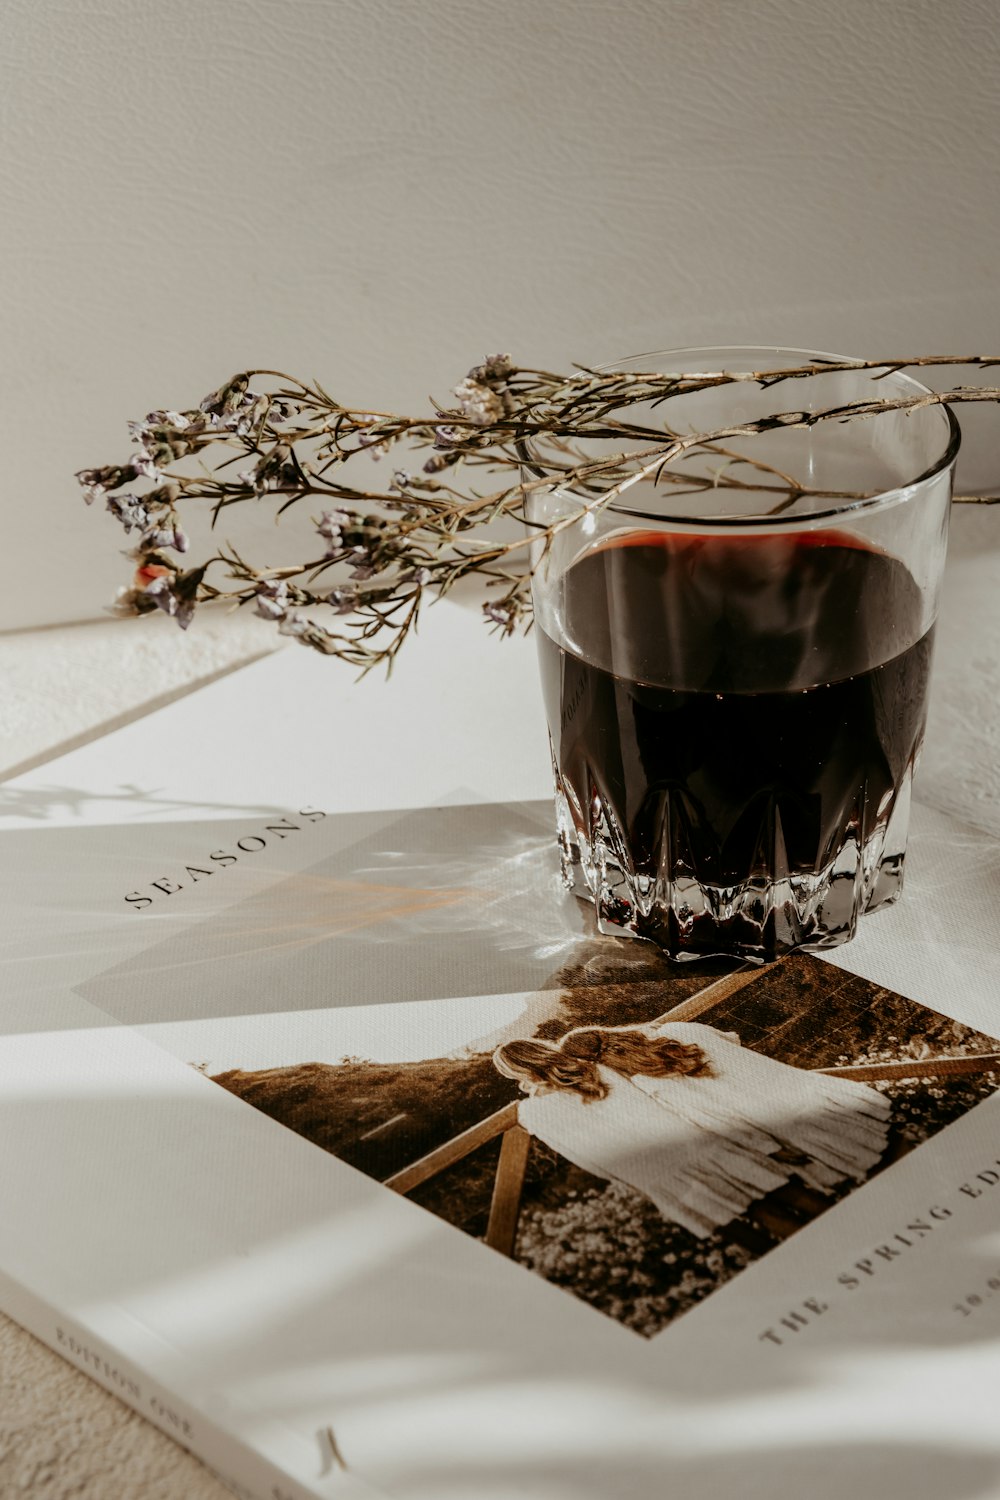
525;344;962;529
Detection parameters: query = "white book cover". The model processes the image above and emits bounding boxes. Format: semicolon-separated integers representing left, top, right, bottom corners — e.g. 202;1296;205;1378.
3;598;1000;1500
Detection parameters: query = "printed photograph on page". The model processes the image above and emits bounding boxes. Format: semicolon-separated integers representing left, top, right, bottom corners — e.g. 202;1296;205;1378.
77;800;1000;1338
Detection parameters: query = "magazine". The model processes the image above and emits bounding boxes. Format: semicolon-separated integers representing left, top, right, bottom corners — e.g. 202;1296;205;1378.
3;598;1000;1500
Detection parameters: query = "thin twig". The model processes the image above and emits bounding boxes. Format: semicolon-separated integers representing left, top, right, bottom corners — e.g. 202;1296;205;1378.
78;354;1000;670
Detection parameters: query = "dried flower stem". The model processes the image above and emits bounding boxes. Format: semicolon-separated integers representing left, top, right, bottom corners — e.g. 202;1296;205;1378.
77;355;999;671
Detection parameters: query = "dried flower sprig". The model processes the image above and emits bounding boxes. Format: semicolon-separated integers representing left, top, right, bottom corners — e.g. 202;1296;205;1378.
77;354;999;672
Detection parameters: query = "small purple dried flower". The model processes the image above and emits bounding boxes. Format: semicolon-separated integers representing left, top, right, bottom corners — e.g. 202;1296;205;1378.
467;353;513;386
127;412;205;474
267;397;298;426
76;464;138;504
131;562;203;630
241;444;299;494
483;598;521;636
453;378;505;427
132;448;166;480
138;524;175;551
254;579;292;620
277;609;310;638
233;395;270;437
326;587;355;614
199;374;251;417
128;410;192;442
317;508;354;555
142;573;178;617
105;493;151;533
138;521;189;553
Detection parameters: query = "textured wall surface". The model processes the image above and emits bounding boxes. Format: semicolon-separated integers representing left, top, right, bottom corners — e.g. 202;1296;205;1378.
4;0;1000;628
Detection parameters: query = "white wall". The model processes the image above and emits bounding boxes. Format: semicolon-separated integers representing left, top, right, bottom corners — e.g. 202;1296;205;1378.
4;0;1000;629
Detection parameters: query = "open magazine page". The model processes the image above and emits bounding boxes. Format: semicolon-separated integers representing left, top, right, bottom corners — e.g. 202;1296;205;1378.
2;599;1000;1499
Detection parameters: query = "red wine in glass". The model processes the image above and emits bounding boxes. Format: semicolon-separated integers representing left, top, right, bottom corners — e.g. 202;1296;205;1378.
536;529;933;960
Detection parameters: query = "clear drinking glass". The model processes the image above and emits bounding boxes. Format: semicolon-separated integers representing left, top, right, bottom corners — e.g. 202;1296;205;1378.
527;348;960;963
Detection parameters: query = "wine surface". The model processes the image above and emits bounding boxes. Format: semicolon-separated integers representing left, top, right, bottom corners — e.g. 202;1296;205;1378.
537;530;933;898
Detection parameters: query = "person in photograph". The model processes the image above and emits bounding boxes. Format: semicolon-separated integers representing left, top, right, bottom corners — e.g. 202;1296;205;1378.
492;1020;891;1238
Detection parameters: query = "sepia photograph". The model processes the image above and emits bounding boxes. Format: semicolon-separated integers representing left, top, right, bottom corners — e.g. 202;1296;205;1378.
201;946;1000;1338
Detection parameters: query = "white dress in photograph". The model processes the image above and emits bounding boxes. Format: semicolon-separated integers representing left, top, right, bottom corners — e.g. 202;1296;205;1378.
516;1022;891;1238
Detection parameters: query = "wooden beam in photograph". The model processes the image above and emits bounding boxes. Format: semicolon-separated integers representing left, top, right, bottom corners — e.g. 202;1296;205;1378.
485;1125;532;1257
819;1053;1000;1082
651;962;781;1026
384;1100;520;1196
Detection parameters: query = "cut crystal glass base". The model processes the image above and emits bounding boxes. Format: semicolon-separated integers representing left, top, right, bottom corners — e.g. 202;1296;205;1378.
552;754;916;965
